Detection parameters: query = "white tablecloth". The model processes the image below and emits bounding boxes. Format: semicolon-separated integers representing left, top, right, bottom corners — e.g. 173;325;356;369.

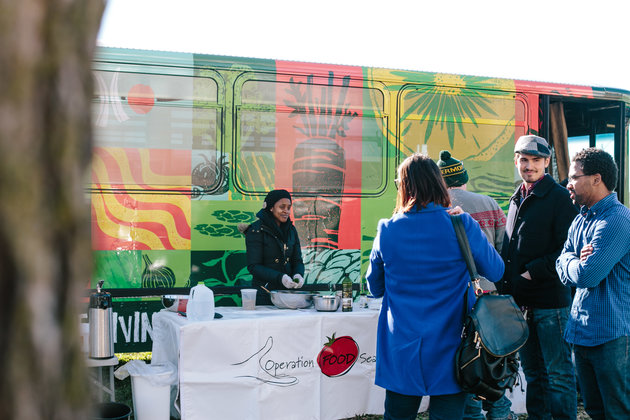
152;306;387;420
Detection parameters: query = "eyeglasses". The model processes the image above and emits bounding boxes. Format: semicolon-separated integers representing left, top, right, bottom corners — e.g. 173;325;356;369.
568;174;591;183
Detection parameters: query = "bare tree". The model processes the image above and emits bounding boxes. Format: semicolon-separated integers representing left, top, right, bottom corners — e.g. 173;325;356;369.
0;1;104;419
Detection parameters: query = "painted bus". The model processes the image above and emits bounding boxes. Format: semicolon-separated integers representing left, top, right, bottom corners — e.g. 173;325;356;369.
91;47;630;351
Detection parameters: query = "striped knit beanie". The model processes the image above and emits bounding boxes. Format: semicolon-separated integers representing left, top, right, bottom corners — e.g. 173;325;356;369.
437;150;468;187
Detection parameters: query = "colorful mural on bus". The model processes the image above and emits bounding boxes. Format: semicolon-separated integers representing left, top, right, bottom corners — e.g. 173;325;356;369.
90;47;629;351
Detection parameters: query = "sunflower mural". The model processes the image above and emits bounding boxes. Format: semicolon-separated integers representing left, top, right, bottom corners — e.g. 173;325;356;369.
368;69;527;210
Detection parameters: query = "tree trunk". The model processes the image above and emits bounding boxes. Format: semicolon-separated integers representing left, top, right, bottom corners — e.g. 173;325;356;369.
0;1;104;419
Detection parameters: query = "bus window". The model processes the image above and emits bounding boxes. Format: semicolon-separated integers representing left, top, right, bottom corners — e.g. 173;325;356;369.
568;133;615;160
234;76;387;195
93;71;219;151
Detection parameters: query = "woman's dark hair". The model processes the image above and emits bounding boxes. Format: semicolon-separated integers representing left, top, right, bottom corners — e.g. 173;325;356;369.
394;153;451;213
572;148;618;191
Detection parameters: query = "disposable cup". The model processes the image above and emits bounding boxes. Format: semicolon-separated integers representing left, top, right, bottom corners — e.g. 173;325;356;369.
367;296;382;310
241;289;257;310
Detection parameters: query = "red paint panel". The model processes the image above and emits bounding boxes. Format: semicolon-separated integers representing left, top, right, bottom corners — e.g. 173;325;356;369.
274;61;364;249
514;80;595;100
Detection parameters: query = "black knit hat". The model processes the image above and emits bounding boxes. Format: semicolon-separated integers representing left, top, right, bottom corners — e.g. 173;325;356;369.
437;150;468;187
263;189;292;211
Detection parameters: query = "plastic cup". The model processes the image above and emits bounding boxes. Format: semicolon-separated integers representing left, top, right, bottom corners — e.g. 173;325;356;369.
241;289;257;310
367;296;382;310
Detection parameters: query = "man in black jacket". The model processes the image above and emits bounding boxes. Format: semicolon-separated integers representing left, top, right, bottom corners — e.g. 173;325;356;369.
497;135;578;420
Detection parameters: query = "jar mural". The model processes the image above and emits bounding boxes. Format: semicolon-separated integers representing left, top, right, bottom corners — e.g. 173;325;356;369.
280;71;361;250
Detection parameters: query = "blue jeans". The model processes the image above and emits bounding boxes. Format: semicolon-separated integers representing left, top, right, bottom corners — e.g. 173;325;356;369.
384;389;466;420
574;336;630;420
464;394;513;420
519;307;577;420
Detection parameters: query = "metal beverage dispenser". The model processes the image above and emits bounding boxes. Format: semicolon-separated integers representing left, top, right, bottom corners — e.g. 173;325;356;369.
88;280;114;359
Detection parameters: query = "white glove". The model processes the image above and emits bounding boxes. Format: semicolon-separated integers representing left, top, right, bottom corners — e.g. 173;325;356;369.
292;274;305;288
281;274;296;289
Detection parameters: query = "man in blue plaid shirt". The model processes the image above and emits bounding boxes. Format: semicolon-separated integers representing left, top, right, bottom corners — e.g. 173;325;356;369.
556;148;630;420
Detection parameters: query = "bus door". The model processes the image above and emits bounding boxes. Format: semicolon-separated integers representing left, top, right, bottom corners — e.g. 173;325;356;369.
542;95;628;205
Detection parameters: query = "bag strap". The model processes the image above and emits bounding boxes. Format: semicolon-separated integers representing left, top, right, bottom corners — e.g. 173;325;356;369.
450;215;483;323
451;214;479;282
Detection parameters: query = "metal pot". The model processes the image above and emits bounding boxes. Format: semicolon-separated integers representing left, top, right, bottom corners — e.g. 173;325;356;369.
269;290;315;309
313;295;340;312
161;295;188;312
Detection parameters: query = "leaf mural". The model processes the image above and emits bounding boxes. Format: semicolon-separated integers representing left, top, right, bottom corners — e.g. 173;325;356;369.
194;224;242;238
302;249;361;285
188;250;250;288
188;250;251;307
212;210;256;223
193;210;257;239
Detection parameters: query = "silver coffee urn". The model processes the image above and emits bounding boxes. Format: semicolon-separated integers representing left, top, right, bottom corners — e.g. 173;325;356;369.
88;280;114;359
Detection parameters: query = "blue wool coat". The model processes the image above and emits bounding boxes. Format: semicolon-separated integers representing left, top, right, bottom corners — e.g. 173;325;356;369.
366;203;504;396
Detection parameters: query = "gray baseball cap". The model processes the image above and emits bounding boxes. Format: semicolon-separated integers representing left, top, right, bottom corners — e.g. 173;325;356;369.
514;135;551;158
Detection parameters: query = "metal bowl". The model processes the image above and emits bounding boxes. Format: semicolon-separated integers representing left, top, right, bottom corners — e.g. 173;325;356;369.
269;290;315;309
313;294;340;312
161;294;188;312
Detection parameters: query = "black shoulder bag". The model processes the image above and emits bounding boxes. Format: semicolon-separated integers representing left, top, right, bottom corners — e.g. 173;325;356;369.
451;214;528;402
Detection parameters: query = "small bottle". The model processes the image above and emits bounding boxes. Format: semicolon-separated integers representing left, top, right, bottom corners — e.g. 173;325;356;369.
358;278;368;309
342;275;353;312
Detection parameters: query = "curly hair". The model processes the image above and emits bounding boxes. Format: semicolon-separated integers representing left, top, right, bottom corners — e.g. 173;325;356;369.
572;148;618;191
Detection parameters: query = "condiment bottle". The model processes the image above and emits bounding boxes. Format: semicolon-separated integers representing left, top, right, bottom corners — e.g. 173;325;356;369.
342;275;353;312
358;278;368;309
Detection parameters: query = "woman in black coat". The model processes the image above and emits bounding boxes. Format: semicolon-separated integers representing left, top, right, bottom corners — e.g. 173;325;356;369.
243;189;305;305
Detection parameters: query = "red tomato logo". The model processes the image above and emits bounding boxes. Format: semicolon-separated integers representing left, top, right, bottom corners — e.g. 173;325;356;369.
317;333;359;377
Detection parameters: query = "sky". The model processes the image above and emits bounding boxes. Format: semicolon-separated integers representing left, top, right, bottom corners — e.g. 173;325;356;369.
97;0;630;92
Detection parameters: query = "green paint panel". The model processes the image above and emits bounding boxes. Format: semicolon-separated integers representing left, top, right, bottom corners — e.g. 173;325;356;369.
191;200;260;250
93;250;191;288
190;250;250;288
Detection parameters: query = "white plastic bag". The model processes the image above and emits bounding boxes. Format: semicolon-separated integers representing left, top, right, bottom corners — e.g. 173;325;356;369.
114;360;177;387
187;284;214;322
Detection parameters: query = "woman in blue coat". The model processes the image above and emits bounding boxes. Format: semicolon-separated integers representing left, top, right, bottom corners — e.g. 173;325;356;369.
366;154;504;420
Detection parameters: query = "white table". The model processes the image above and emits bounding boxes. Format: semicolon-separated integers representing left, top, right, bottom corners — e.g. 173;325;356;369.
152;306;386;420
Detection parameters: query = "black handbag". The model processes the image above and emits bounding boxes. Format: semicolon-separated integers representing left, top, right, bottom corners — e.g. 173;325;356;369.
451;214;528;402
